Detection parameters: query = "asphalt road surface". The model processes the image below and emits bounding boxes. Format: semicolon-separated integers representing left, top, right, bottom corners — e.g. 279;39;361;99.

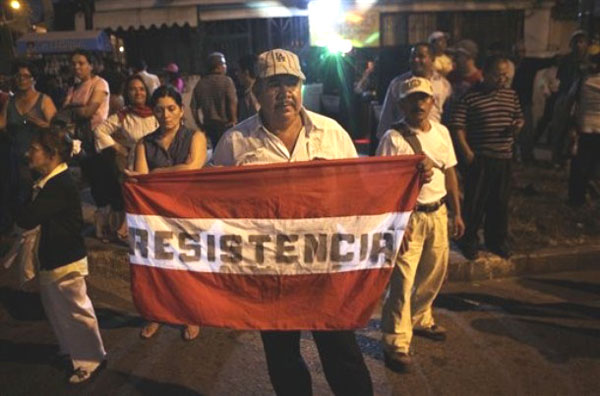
1;268;599;395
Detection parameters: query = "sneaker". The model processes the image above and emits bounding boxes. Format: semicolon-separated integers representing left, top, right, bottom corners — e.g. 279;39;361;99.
68;360;106;384
414;324;447;341
383;351;412;373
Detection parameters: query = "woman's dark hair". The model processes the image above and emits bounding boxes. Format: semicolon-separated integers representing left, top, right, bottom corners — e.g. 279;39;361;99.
32;122;73;162
72;48;95;66
123;74;150;106
149;84;183;108
11;60;39;81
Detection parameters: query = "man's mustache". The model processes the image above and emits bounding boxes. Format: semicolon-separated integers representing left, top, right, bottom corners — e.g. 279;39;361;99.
275;100;295;107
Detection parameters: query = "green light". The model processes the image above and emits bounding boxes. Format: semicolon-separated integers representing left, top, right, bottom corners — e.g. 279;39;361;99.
364;32;380;45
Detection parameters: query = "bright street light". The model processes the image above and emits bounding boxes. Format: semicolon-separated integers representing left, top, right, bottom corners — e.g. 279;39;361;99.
9;0;21;10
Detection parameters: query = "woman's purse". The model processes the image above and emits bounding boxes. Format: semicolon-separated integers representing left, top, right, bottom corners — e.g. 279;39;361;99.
1;226;40;287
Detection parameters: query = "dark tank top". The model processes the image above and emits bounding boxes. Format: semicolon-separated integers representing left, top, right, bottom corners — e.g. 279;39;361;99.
7;93;47;159
142;126;194;171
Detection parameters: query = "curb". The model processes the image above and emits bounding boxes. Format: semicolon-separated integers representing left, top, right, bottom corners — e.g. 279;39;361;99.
447;244;600;282
86;238;600;284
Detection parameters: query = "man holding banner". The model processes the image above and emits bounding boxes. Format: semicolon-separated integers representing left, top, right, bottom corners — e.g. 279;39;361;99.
377;77;464;372
212;48;374;396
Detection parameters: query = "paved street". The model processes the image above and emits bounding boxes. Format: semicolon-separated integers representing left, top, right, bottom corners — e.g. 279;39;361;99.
1;269;599;395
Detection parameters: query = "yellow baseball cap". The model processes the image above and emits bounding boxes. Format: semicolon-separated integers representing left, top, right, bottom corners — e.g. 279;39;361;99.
399;77;434;99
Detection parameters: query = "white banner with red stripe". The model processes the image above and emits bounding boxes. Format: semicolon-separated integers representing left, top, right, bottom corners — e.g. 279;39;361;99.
123;156;422;330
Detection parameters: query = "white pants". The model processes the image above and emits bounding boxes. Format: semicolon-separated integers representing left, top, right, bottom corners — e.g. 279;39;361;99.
40;274;106;372
381;205;449;354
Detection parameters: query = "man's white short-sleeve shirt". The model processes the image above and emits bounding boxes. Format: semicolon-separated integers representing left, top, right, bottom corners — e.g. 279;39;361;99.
377;120;457;204
212;108;358;166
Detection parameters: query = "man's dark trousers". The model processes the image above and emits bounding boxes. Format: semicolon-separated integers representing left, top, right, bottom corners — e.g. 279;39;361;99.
260;330;373;396
460;156;512;250
569;133;600;205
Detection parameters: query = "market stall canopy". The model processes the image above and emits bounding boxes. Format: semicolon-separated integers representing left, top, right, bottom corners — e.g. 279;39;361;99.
93;0;307;30
16;31;112;55
94;5;198;30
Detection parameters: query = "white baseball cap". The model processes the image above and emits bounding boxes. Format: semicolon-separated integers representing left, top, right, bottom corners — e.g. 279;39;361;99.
257;49;306;81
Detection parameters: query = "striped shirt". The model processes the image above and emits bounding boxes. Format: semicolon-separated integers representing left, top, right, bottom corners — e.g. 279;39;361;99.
449;84;523;159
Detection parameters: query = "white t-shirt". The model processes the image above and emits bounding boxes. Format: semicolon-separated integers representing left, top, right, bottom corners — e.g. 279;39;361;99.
376;120;457;204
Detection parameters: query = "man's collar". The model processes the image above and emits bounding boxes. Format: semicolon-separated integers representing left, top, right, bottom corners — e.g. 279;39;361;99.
393;118;431;134
254;107;322;137
35;163;68;190
300;108;323;134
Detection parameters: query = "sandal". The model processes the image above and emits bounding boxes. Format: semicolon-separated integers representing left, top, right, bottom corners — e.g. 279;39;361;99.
117;220;128;242
140;322;161;339
68;360;106;384
117;229;128;242
182;325;200;341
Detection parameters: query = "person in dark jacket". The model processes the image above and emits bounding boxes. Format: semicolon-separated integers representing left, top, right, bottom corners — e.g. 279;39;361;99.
17;125;106;384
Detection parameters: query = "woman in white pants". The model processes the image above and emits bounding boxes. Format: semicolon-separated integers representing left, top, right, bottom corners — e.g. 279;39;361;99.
17;125;106;384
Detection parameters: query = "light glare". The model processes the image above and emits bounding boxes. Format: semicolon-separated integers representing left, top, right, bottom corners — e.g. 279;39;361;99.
309;0;378;48
326;37;352;55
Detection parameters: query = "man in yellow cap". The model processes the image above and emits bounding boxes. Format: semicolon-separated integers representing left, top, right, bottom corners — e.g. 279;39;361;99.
377;76;464;372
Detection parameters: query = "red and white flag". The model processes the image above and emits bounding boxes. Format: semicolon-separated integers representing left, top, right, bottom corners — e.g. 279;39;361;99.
123;156;422;330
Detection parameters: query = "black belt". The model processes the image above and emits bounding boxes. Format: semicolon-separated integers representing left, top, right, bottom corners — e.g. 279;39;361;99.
415;198;445;213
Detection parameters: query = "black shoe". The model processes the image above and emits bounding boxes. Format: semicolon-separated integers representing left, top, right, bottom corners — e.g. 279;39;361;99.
384;351;412;373
458;242;479;260
414;324;447;341
488;244;512;259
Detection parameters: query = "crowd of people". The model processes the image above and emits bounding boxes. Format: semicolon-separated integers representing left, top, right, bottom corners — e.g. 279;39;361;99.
0;27;598;392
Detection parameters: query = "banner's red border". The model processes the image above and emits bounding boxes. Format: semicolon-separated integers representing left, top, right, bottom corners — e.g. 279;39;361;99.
123;155;423;219
131;264;393;330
